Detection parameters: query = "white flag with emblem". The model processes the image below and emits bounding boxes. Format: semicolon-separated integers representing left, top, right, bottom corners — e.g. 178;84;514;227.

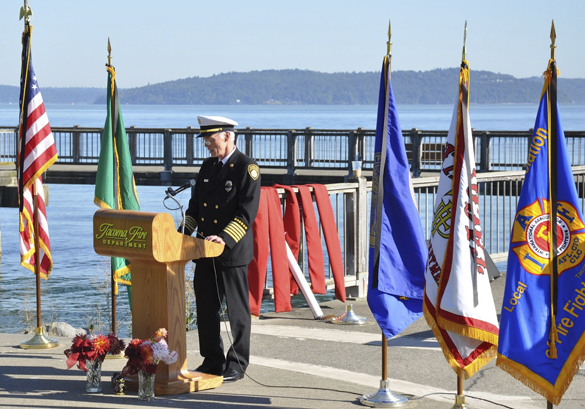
423;61;499;379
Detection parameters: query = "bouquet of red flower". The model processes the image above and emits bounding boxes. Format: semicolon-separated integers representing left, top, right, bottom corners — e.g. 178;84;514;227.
64;333;126;372
122;328;178;376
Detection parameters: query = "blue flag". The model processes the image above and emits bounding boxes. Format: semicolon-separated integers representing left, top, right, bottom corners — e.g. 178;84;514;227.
367;56;427;339
497;62;585;405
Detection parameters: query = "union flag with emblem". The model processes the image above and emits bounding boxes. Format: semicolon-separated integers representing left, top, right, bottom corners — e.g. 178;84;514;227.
423;60;499;379
497;58;585;405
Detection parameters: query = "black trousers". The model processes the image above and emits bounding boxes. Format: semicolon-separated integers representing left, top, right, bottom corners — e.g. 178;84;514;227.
194;258;251;372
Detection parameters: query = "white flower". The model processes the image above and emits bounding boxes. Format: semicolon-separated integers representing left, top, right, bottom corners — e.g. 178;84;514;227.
151;339;177;365
162;350;178;365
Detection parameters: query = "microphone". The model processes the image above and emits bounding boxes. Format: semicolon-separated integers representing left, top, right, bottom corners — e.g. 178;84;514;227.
166;179;195;197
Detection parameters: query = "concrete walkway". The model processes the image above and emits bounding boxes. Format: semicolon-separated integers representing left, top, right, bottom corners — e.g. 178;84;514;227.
1;276;585;408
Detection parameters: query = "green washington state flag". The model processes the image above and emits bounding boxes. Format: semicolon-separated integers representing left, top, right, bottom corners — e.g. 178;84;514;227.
94;65;140;309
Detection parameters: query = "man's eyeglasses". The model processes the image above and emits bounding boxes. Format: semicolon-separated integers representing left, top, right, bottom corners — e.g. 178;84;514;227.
203;133;219;146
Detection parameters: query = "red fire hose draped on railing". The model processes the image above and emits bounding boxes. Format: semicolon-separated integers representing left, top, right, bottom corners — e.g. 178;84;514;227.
248;187;292;316
307;184;346;303
292;185;327;295
273;184;303;296
248;184;346;317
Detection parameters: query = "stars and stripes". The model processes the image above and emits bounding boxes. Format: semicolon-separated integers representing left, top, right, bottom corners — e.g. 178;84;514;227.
18;25;58;278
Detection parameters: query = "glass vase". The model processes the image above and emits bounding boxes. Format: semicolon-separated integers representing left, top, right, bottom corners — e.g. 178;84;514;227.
85;359;103;393
138;370;155;401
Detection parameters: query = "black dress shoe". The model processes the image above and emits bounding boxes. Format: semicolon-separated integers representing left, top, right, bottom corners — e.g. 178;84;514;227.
222;367;245;382
195;365;223;376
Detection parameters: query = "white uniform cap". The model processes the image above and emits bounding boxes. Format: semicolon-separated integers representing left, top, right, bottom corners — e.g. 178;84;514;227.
197;115;238;137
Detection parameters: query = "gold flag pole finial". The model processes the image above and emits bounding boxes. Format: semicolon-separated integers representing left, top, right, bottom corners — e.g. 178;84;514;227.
462;20;468;61
107;37;112;67
550;20;556;60
19;0;32;23
386;20;392;56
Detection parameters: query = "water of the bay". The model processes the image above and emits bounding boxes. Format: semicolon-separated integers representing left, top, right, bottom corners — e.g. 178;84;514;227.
1;103;585;337
2;102;585;130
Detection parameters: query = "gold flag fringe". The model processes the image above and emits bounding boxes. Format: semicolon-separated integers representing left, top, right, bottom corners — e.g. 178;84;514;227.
113;264;132;295
423;302;497;379
497;332;585;406
438;316;499;346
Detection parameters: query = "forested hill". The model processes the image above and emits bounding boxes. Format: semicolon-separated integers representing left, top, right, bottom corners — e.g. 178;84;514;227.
107;69;585;105
0;86;102;105
2;68;585;105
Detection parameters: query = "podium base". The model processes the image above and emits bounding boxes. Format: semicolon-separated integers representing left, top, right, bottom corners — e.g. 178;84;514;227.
126;370;223;396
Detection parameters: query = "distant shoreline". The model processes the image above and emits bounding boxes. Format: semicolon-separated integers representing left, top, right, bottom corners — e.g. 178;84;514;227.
2;68;585;105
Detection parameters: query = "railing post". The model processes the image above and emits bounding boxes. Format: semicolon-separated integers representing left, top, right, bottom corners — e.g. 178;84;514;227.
348;130;357;175
411;128;422;178
345;174;368;298
344;188;357;277
72;125;81;163
186;126;194;165
285;130;297;185
161;129;173;185
479;131;491;172
244;127;253;158
526;128;534;168
128;126;137;165
305;127;313;168
13;127;18;163
356;127;365;163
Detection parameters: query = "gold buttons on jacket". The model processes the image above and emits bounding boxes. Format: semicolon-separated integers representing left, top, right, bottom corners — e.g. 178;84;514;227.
204;203;207;207
215;205;219;209
214;220;218;224
201;217;204;221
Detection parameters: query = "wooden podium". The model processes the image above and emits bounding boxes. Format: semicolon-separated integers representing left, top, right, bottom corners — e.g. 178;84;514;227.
93;209;224;395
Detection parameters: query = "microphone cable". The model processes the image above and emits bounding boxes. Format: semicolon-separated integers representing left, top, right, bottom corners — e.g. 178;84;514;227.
205;257;517;407
207;256;362;397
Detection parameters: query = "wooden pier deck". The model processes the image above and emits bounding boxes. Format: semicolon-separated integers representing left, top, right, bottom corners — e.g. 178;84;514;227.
40;164;374;187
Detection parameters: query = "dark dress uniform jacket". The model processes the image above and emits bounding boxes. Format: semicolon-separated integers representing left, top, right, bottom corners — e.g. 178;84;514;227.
185;148;261;266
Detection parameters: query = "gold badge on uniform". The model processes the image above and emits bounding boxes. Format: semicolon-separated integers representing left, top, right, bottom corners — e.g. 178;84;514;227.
248;164;260;180
225;180;233;192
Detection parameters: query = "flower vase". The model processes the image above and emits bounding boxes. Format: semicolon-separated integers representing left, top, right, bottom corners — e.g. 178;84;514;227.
86;359;103;393
138;370;155;401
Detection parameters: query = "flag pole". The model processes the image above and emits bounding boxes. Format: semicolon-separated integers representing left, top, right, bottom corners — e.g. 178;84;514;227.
360;20;407;408
18;1;58;350
546;19;558;409
452;21;469;409
20;188;58;349
107;38;118;335
453;375;466;409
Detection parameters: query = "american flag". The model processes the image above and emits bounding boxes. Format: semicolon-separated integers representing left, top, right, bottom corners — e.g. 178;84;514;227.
18;25;58;279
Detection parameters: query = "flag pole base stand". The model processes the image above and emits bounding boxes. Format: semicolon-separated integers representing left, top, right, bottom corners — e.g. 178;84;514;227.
105;351;125;360
331;304;367;325
360;380;408;407
20;327;59;349
452;395;468;409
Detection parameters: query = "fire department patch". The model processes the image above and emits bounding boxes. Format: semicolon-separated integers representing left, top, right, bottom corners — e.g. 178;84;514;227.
248;164;259;180
511;199;585;276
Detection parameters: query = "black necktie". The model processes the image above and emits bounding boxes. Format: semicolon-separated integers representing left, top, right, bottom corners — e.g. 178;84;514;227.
217;160;223;172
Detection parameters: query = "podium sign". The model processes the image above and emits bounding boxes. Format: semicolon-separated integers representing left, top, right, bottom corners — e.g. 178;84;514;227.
93;209;224;395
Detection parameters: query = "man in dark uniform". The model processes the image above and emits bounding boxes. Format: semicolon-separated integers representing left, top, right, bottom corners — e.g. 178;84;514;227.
181;115;261;382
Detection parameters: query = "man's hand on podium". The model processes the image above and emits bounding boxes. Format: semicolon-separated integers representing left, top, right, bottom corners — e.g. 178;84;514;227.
204;235;225;246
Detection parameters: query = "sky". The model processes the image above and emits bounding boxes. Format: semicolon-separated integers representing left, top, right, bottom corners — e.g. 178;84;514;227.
1;0;584;89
